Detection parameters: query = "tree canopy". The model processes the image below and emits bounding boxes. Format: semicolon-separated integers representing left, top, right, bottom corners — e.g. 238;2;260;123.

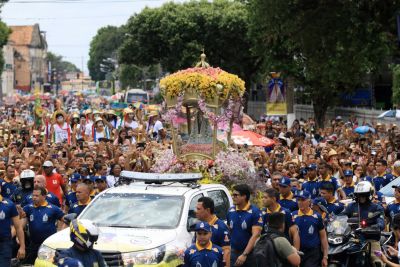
248;0;399;126
119;0;260;99
0;21;10;74
47;51;80;77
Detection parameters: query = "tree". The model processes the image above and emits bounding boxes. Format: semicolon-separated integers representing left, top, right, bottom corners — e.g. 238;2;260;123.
47;51;80;78
0;21;10;75
119;0;260;103
248;0;398;127
88;26;126;81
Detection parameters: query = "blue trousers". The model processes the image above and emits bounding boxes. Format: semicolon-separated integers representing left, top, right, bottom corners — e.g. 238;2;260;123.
0;239;12;267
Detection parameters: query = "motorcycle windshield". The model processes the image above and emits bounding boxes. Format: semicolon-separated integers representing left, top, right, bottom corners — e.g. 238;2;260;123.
327;215;349;235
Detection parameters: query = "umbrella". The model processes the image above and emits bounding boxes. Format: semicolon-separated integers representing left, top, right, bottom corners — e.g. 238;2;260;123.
230;130;275;147
378;110;400;119
354;126;375;134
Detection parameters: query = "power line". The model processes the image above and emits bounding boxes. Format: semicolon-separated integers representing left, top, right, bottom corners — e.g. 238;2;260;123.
3;14;132;20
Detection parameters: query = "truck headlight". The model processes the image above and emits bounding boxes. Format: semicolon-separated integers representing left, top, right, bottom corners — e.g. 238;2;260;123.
37;244;56;262
122;245;165;265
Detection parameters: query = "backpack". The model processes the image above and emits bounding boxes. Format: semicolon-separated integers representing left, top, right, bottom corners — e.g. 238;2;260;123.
251;233;284;267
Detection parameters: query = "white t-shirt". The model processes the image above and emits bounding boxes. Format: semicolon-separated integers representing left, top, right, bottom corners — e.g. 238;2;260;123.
153;120;163;133
124;120;138;130
84;121;94;136
53;123;71;143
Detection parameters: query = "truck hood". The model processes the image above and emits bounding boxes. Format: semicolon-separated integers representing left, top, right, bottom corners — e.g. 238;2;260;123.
43;227;178;253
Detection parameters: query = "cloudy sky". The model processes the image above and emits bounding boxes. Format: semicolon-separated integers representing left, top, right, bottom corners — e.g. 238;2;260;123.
1;0;175;74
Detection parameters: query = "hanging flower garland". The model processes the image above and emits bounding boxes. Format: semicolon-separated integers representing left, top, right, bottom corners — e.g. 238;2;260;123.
161;94;184;128
198;98;235;131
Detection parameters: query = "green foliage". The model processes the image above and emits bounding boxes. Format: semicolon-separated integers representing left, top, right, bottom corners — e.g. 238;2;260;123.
0;21;10;74
119;0;260;94
248;0;398;127
88;25;126;81
119;64;143;89
47;51;80;76
392;64;400;107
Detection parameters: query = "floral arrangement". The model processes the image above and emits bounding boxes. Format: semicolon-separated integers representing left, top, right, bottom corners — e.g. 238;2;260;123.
161;94;183;128
160;67;245;101
198;98;235;131
150;149;177;173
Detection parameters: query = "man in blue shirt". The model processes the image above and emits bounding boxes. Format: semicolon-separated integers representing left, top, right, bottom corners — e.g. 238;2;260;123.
302;164;319;199
196;196;230;267
385;185;400;226
319;183;344;215
184;221;224;267
65;173;80;208
373;159;394;191
227;184;263;267
94;175;108;193
21;175;60;207
69;183;91;216
342;170;355;197
278;177;298;212
0;182;25;266
1;164;18;199
262;188;300;250
22;186;65;264
291;190;328;267
318;162;346;200
12;169;35;205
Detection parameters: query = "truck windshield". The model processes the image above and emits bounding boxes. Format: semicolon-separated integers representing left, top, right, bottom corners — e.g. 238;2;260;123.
81;193;183;229
127;93;147;103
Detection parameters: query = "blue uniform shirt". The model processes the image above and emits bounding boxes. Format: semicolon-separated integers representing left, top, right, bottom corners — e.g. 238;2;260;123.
65;191;77;207
262;204;293;237
278;192;298;212
343;185;355;198
21;191;60;208
184;242;224;267
373;173;394;191
57;246;107;267
302;180;319;199
12;188;31;205
68;199;91;217
0;196;18;239
0;179;18;199
326;199;344;215
23;202;64;244
209;216;230;248
292;209;324;251
227;203;263;251
341;202;385;231
385;202;400;224
318;176;340;193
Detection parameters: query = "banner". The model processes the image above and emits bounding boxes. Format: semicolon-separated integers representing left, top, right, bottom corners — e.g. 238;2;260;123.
266;77;287;115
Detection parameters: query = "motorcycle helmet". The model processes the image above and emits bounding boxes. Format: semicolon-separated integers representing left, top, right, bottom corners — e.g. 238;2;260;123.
20;169;35;190
354;181;374;201
70;219;99;250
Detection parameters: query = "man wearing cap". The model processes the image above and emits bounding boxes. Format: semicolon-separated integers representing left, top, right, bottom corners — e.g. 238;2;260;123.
65;173;80;209
278;177;298;212
227;184;262;267
319;183;344;215
68;183;91;216
0;164;19;199
385;185;400;226
302;164;319;199
183;221;224;267
43;161;67;205
373;159;394;192
342;170;355;197
94;176;108;193
21;175;60;207
311;197;329;226
196;197;230;267
262;188;300;250
291;191;328;267
0;182;25;266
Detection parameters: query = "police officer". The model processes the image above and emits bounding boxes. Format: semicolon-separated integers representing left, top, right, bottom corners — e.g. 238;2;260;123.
319;183;344;215
318;162;346;200
385;185;400;226
1;164;19;199
196;196;231;267
342;170;355;197
0;182;25;265
94;175;108;193
21;175;60;207
227;184;263;267
278;177;298;212
341;181;385;267
56;219;106;267
184;221;224;267
262;188;300;250
22;186;65;264
57;257;84;267
13;169;35;205
311;197;329;226
302;164;319;199
292;191;328;267
373;159;394;191
65;173;80;208
69;183;91;216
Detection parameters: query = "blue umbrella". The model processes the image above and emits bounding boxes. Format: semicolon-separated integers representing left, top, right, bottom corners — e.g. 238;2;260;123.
354;126;375;134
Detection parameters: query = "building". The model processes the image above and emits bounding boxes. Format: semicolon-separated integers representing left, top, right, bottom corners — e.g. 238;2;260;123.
8;24;47;92
1;44;14;96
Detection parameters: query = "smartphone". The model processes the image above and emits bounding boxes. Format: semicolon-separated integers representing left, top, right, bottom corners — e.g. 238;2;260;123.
52;154;58;159
374;250;382;257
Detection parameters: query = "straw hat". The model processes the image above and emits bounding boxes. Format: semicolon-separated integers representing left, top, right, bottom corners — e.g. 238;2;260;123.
52;110;66;120
123;108;135;114
105;110;117;116
328;149;338;158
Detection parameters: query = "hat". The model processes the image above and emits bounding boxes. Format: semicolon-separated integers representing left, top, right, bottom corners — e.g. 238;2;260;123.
86;176;95;182
57;257;83;267
42;161;54;167
394;161;400;168
95;117;103;124
294;190;311;199
312;197;329;213
328;150;338;158
123;108;134;114
343;170;353;176
70;173;81;183
53;110;66;120
148;111;158;117
336;116;342;121
392;185;400;189
84;109;93;115
195;221;212;233
105;110;117;116
72;113;79;119
306;163;317;171
94;175;107;182
278;177;291;187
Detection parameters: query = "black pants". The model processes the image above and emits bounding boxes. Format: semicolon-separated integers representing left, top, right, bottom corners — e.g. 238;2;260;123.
22;242;42;265
301;247;321;267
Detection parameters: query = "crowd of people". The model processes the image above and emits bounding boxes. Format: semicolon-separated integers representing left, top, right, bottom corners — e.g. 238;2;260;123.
0;94;400;267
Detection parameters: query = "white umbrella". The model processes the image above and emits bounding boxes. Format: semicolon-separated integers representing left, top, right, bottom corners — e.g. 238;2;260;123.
378;110;400;119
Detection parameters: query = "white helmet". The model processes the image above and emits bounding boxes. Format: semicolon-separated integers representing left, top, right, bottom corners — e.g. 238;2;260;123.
354;181;374;200
20;169;35;180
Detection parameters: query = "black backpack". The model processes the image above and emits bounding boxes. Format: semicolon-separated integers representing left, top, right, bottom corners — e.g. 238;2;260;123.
252;232;285;267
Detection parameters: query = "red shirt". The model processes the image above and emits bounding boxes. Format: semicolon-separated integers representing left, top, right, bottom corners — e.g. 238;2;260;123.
44;172;64;204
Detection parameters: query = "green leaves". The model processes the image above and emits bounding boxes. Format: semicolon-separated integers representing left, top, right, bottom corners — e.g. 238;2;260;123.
47;51;80;75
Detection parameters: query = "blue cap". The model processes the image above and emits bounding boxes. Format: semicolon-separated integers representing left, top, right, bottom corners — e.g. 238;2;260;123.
278;177;291;187
70;173;81;183
57;257;83;267
312;197;328;207
344;170;353;176
306;163;317;170
294;190;311;199
195;221;212;232
94;175;107;182
82;175;94;182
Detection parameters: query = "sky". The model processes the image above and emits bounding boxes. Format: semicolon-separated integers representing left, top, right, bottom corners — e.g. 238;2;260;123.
1;0;174;75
